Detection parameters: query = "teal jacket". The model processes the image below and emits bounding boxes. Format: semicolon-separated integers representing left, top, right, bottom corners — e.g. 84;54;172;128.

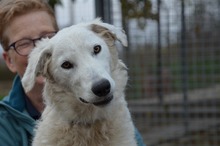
0;75;145;146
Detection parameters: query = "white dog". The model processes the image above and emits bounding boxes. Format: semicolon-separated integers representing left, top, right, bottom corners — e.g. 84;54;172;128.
22;19;137;146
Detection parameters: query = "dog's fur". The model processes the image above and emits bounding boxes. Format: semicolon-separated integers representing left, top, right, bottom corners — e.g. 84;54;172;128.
22;19;137;146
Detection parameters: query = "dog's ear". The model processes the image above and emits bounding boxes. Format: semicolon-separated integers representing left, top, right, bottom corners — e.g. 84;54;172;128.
90;18;128;47
22;39;52;93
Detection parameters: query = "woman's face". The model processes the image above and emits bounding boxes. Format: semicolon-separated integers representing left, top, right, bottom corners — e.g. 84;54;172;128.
3;10;57;85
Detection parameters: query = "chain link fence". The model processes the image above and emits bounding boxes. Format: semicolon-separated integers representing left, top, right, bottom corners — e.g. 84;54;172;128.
103;0;220;145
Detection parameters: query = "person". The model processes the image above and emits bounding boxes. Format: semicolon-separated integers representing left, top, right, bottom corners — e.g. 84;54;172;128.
0;0;146;146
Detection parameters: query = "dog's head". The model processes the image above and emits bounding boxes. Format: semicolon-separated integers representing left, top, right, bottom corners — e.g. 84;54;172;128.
22;19;127;109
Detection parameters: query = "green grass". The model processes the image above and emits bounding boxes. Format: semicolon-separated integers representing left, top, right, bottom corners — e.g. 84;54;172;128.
0;95;4;100
170;57;220;91
0;78;13;100
125;47;220;99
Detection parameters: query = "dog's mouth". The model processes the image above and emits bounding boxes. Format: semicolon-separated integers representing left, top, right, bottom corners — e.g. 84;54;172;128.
79;95;113;106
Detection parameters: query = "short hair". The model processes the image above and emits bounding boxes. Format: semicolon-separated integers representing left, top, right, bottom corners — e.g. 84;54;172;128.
0;0;59;51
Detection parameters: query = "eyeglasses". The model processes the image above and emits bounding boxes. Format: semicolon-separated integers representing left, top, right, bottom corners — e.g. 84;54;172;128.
7;32;57;56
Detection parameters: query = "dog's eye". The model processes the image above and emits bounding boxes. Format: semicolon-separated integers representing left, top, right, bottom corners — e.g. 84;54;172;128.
61;61;73;69
93;45;101;54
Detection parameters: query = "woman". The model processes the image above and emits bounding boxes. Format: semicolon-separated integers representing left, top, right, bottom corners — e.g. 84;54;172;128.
0;0;145;145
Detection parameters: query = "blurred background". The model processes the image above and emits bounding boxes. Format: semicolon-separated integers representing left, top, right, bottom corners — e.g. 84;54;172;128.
0;0;220;145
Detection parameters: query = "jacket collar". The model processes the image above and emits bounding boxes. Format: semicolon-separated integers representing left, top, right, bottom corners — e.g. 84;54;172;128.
1;75;35;136
3;75;26;112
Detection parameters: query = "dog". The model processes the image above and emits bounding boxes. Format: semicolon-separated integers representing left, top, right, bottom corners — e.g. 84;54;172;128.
22;19;137;146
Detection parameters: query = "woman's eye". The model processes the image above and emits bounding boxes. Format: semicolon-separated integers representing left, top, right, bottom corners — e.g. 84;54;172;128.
61;61;73;69
93;45;101;54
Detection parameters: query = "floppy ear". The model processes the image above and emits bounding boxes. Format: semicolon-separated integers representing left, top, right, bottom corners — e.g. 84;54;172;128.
90;18;128;47
22;39;52;93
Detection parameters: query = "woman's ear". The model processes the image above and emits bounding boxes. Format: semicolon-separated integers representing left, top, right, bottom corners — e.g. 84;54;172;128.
2;52;17;73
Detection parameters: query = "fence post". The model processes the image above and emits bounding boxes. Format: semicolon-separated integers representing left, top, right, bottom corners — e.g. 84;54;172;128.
181;0;189;133
95;0;112;24
157;0;163;105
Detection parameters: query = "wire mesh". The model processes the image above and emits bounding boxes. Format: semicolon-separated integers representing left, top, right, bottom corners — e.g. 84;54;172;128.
109;0;220;145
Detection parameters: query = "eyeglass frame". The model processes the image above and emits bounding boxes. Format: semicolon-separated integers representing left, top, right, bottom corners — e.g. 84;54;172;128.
6;31;57;56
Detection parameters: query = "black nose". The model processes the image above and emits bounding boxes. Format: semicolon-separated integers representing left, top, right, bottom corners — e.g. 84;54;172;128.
92;79;111;97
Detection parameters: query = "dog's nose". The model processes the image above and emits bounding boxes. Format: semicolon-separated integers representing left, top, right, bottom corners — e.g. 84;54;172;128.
92;79;111;97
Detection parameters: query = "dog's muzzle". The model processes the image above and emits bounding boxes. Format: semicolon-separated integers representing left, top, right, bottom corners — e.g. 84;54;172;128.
79;79;113;106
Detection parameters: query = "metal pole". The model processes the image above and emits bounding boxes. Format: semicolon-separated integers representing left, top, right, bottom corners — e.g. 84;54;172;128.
95;0;112;23
167;8;170;62
157;0;163;105
120;1;130;64
69;0;74;25
181;0;189;132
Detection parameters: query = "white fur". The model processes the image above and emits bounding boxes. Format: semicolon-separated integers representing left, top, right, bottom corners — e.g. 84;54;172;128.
22;19;137;146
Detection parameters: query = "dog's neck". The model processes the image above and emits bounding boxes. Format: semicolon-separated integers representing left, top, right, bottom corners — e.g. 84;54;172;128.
70;120;92;127
69;118;106;128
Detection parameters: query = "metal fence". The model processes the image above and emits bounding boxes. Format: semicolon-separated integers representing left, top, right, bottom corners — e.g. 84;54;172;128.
94;0;220;146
